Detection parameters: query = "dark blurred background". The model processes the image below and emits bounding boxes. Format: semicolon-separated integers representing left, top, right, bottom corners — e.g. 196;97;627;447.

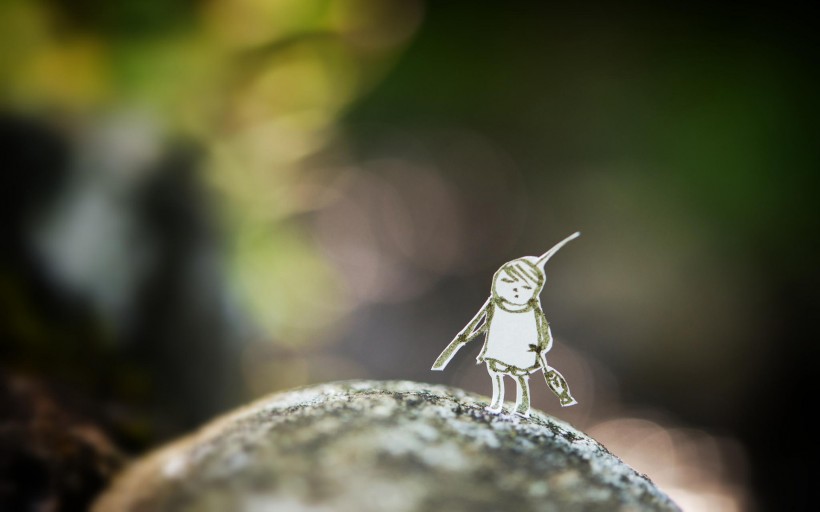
1;1;817;511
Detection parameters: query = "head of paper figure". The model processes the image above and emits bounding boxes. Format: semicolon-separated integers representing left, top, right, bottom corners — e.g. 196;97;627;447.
491;232;580;306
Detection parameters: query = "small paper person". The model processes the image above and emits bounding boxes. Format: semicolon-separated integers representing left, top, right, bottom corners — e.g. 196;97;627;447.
432;232;580;417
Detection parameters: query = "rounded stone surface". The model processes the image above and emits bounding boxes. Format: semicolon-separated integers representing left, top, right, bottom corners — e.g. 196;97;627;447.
94;381;680;512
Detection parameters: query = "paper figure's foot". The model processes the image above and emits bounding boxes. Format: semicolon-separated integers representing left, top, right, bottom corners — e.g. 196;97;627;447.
485;404;503;414
514;402;531;418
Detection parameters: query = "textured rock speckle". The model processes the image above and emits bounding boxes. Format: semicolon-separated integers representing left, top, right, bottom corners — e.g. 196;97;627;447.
94;380;680;512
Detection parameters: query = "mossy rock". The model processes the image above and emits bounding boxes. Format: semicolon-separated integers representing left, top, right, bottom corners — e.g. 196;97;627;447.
94;380;679;512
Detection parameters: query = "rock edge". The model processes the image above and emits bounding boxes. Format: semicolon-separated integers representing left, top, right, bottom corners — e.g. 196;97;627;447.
94;380;680;512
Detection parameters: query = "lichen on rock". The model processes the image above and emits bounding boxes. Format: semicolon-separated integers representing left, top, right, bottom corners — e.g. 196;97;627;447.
93;380;680;512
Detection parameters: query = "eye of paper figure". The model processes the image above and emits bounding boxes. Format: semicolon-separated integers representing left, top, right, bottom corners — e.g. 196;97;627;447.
431;232;580;418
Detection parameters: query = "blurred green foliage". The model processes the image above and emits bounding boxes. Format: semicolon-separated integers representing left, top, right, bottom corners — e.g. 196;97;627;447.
1;0;423;350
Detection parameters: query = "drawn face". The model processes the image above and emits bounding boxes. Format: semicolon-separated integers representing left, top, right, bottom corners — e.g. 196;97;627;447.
492;263;542;306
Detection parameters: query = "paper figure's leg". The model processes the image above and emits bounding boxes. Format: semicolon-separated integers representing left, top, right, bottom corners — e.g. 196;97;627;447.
514;374;531;418
486;363;504;413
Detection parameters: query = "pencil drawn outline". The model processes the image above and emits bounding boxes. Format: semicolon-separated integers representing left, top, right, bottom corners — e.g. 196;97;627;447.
432;232;580;417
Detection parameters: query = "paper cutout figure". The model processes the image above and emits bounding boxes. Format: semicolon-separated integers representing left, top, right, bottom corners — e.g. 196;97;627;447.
432;232;580;417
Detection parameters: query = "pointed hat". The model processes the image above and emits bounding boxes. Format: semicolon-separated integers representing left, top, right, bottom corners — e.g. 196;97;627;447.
534;232;580;271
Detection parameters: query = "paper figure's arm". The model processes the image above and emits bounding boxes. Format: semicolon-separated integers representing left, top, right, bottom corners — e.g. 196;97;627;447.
431;297;491;371
536;309;553;354
534;311;576;406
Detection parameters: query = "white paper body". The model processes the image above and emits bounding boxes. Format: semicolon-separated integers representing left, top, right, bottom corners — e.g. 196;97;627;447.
481;305;540;370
